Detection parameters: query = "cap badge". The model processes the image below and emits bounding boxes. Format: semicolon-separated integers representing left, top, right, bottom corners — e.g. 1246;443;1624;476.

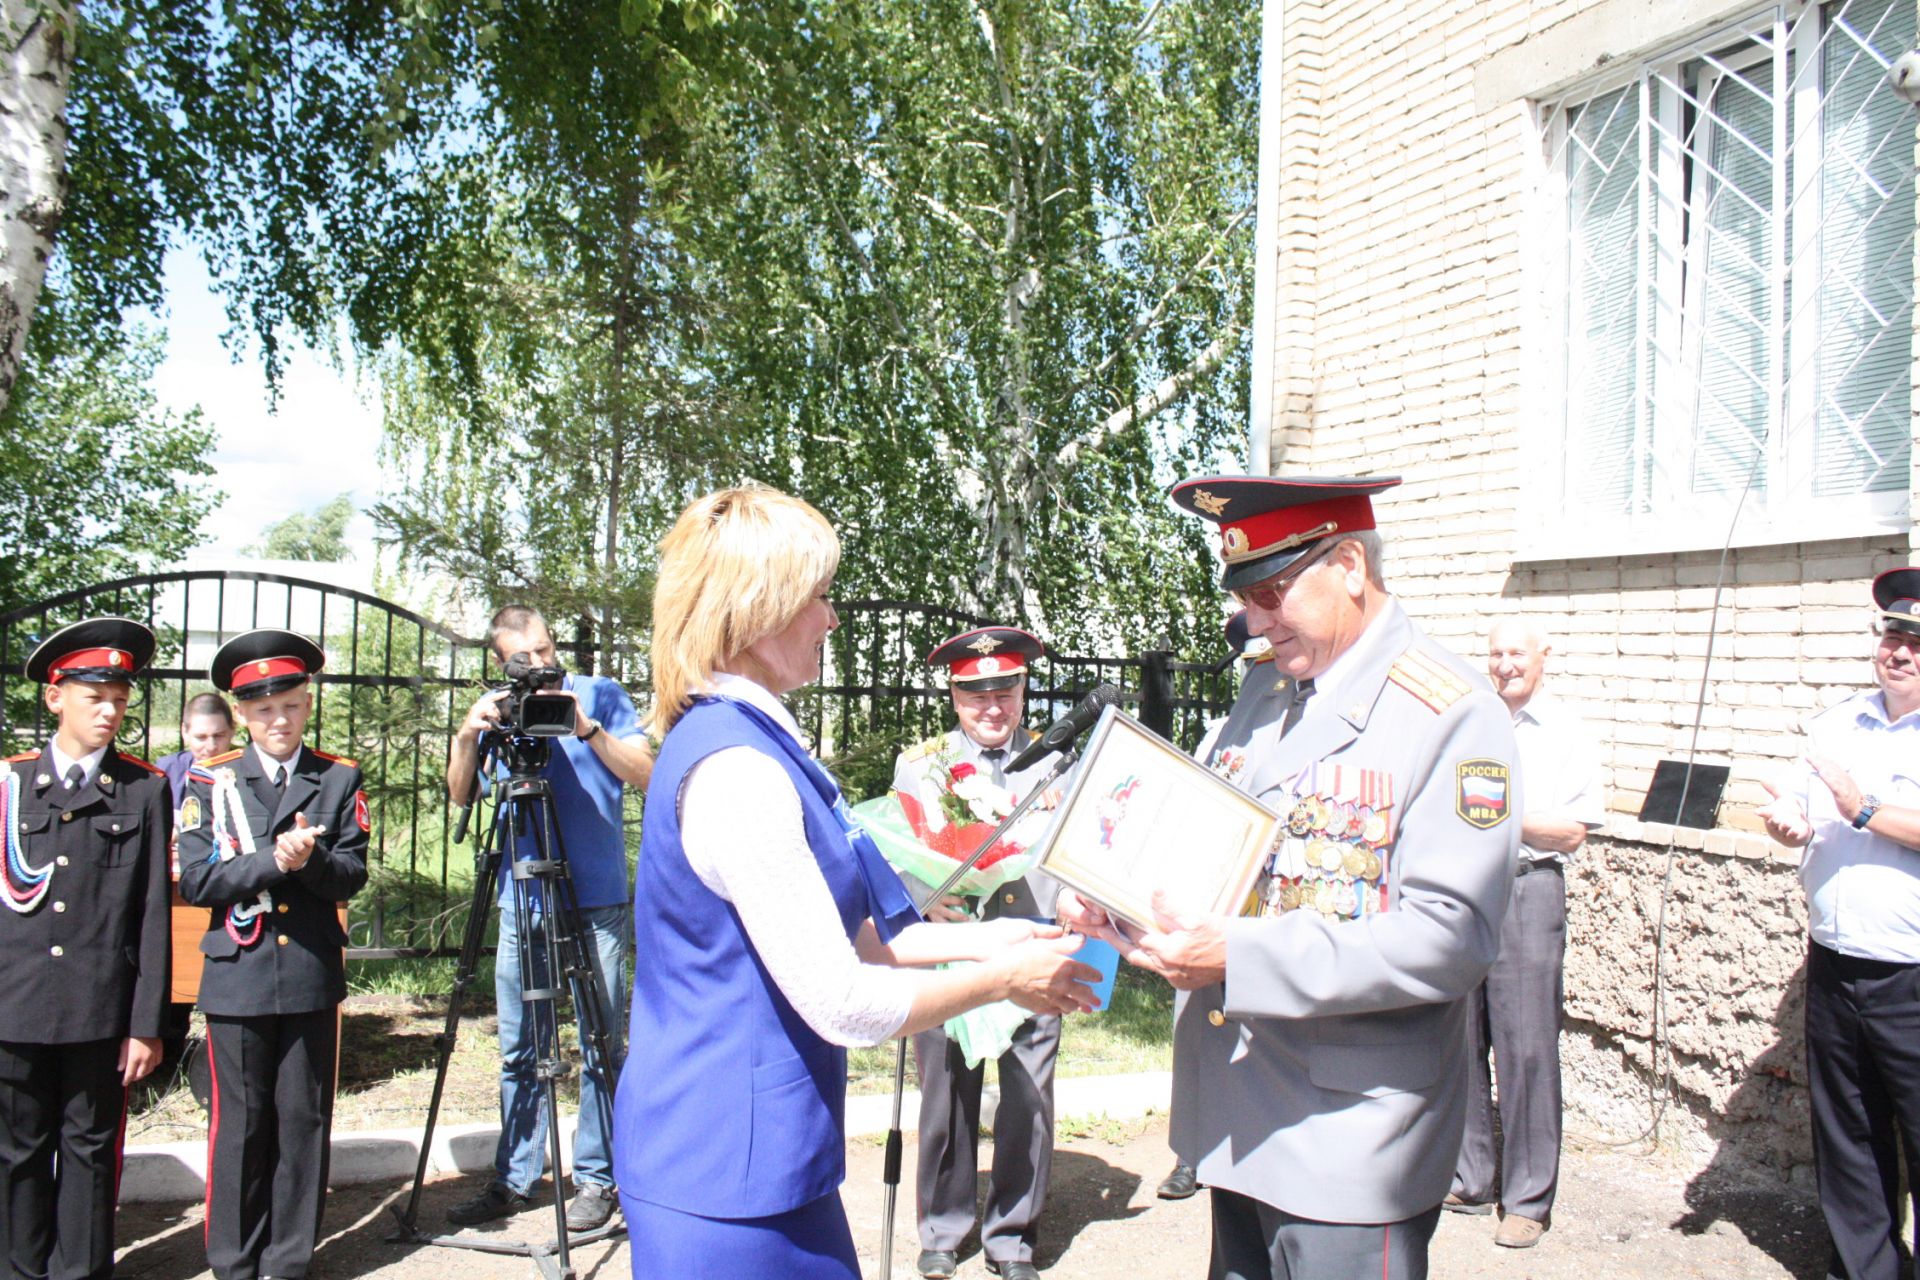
967;635;1003;654
256;660;271;676
1222;526;1250;558
1191;489;1230;517
108;651;123;668
978;656;1002;675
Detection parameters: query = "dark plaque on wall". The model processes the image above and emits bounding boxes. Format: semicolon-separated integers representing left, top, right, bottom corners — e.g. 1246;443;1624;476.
1637;759;1732;830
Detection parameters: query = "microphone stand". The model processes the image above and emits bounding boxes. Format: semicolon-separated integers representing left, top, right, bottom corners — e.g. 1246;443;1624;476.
877;744;1080;1279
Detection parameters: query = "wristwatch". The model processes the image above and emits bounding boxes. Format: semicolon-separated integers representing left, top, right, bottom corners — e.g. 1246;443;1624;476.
1853;795;1881;830
578;718;602;743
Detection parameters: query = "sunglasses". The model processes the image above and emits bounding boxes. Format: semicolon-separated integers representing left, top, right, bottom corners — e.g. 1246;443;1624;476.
1228;539;1338;610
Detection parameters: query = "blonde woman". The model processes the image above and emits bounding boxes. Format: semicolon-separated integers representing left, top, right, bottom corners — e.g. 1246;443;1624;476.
613;485;1097;1277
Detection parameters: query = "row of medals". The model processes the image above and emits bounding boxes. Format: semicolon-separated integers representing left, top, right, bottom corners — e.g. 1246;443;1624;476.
1263;795;1389;920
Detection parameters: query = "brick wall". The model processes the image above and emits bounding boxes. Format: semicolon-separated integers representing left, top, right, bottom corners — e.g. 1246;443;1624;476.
1262;0;1918;1183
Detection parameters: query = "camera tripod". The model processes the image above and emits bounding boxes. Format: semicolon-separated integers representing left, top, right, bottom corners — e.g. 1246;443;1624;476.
389;732;625;1280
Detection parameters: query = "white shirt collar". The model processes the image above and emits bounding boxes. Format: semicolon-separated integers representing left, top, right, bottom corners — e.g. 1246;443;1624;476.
46;741;109;788
252;741;302;782
707;671;806;745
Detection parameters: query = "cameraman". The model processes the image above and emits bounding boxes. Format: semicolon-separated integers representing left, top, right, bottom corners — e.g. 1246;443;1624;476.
444;605;653;1232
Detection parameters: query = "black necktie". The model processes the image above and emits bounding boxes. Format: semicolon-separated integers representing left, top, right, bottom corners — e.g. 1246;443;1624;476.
63;764;85;792
1281;679;1316;737
981;747;1007;788
273;766;288;792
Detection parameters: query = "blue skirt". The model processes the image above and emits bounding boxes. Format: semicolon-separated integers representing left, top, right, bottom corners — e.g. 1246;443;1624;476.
621;1188;859;1278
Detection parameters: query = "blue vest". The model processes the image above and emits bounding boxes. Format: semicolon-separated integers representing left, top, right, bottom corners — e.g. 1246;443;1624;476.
614;696;917;1218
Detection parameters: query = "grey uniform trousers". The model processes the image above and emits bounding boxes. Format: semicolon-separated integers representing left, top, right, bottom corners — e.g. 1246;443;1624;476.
1209;1189;1442;1280
1453;862;1566;1221
913;1013;1060;1263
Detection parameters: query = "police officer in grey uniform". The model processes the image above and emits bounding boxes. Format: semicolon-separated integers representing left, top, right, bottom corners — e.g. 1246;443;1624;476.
178;629;369;1280
1060;476;1519;1280
0;618;171;1280
893;626;1063;1280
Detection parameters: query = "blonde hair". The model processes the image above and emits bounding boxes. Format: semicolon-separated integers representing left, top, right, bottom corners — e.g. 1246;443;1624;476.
651;484;841;732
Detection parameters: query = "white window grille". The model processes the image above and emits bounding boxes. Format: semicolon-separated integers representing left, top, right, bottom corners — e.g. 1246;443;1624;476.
1535;0;1916;552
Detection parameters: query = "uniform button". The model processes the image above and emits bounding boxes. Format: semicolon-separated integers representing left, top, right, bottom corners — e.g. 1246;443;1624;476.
110;823;120;833
48;946;62;958
277;936;289;946
1207;1009;1226;1027
55;856;68;867
1004;893;1017;905
59;812;72;823
52;902;64;913
277;904;289;914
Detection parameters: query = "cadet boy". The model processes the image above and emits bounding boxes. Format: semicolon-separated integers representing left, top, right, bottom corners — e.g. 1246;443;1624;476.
178;629;368;1280
1;617;171;1280
893;626;1063;1280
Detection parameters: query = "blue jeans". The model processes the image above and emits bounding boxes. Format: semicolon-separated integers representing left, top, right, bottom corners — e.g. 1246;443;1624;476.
493;903;631;1192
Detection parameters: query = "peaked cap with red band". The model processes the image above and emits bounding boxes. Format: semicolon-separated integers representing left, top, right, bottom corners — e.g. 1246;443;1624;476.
1873;568;1920;638
1170;474;1402;591
211;628;326;700
24;617;156;685
926;626;1044;692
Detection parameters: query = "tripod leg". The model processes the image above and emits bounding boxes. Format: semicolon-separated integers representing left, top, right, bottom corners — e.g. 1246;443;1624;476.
395;842;503;1234
511;838;576;1277
549;878;625;1197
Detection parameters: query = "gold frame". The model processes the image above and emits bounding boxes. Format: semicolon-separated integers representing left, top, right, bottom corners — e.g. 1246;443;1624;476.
1033;707;1280;929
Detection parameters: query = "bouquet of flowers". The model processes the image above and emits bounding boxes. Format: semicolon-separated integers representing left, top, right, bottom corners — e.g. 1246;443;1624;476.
851;749;1049;900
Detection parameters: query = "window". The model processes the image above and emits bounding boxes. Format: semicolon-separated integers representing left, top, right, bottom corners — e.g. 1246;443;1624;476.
1535;0;1915;552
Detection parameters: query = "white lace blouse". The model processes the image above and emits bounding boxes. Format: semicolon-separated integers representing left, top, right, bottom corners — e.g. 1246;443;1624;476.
678;672;917;1047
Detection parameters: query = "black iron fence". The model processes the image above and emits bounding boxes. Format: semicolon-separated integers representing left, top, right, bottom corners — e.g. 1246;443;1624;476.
0;573;1242;962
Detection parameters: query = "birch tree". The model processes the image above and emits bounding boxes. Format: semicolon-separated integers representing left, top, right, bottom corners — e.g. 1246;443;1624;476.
0;0;72;415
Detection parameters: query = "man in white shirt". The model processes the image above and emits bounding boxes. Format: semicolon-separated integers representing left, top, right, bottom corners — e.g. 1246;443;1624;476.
1447;619;1603;1248
1759;568;1920;1280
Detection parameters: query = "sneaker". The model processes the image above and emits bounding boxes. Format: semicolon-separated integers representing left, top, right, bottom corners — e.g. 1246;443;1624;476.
446;1179;532;1226
565;1182;618;1232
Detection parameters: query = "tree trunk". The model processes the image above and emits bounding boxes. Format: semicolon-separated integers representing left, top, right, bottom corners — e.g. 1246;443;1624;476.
0;0;73;417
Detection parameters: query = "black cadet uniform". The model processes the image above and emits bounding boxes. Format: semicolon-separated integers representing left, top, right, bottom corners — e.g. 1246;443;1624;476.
0;618;171;1280
176;630;367;1280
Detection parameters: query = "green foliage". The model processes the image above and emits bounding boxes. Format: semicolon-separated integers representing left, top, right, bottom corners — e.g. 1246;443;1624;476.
246;493;356;561
0;299;218;613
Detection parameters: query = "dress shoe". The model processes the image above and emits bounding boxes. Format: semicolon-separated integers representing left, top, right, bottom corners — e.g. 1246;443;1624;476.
1443;1192;1493;1215
985;1261;1041;1280
916;1248;958;1279
1495;1213;1547;1248
565;1181;618;1232
1157;1162;1198;1200
446;1178;532;1225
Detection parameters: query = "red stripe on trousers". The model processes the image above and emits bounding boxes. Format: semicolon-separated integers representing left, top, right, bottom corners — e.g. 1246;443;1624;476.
1381;1225;1390;1280
204;1037;219;1247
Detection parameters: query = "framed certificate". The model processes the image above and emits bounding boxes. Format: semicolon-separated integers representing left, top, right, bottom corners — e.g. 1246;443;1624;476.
1032;707;1280;929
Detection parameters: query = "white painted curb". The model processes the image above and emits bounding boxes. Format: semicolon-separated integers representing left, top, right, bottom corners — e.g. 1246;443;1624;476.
120;1071;1174;1204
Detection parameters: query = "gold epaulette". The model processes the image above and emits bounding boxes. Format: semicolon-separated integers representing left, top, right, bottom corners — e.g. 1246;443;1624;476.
115;752;165;775
201;748;245;766
3;750;39;763
1387;648;1471;714
309;747;360;768
900;736;945;762
1249;652;1275;665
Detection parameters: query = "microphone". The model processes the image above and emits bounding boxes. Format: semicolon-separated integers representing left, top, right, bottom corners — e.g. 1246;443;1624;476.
1006;683;1125;773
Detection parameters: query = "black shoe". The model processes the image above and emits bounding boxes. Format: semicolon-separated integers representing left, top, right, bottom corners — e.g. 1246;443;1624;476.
565;1182;618;1232
446;1179;532;1226
916;1249;959;1279
985;1262;1041;1280
1157;1162;1198;1200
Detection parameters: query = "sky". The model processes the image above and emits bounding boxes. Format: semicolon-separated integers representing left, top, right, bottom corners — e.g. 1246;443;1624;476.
137;245;386;565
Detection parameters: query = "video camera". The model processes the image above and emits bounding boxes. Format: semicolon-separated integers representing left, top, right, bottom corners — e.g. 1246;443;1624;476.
495;651;575;738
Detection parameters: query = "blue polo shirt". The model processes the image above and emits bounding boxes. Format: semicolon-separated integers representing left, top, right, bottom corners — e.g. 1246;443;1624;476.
491;673;643;910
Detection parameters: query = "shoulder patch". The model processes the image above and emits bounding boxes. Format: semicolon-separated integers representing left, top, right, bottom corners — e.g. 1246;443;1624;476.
3;750;40;763
1456;759;1512;828
202;748;245;766
114;752;165;776
309;747;360;769
1388;650;1471;714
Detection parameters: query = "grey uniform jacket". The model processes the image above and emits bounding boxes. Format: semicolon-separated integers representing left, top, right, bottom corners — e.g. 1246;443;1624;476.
1172;600;1519;1224
890;726;1062;919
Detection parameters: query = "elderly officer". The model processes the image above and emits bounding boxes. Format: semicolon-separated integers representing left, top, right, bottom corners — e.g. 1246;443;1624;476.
178;629;369;1280
1758;568;1920;1280
1060;475;1519;1280
893;626;1063;1280
1;618;171;1280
